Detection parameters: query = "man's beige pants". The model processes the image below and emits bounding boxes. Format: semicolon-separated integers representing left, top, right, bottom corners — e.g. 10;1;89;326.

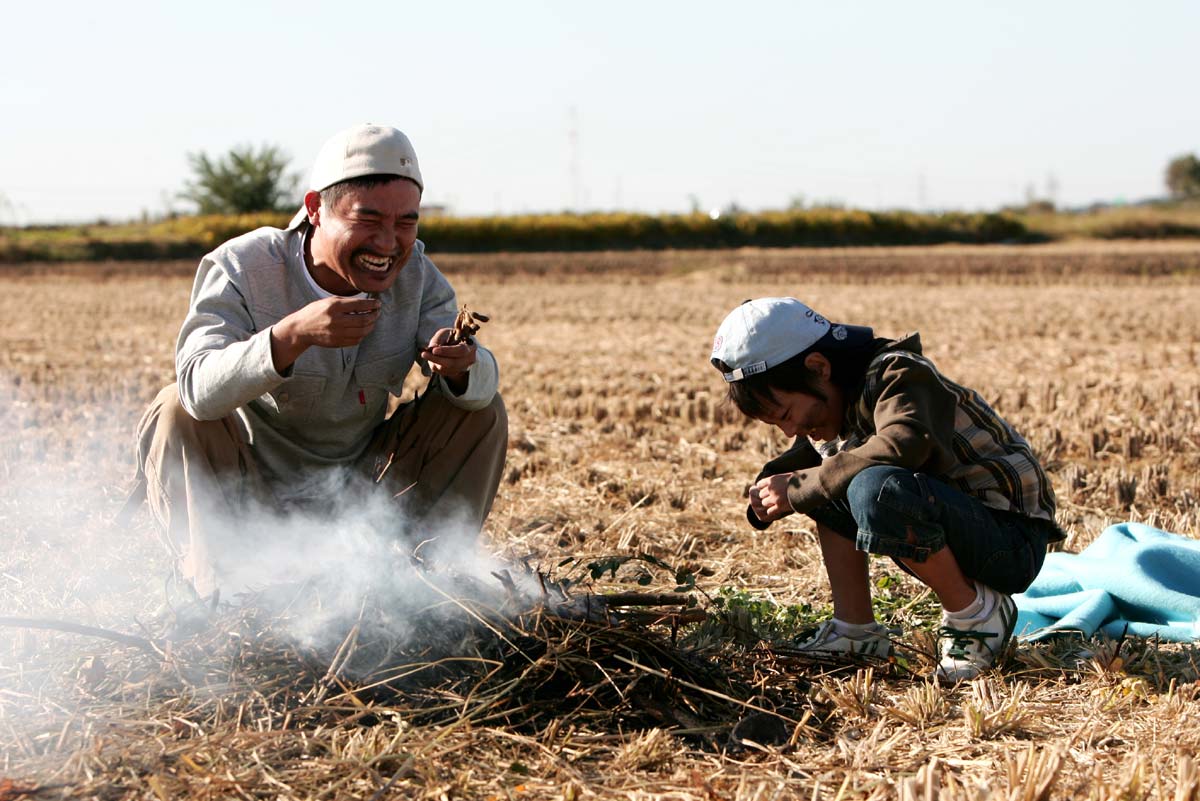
134;385;507;597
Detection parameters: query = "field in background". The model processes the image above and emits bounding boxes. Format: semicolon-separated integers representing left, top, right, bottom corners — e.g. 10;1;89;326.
3;243;1200;799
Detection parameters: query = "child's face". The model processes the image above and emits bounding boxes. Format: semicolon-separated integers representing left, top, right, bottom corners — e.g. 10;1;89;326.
753;384;845;443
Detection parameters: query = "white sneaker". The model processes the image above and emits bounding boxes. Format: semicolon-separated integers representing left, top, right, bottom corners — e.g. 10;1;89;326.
792;619;892;658
936;588;1017;683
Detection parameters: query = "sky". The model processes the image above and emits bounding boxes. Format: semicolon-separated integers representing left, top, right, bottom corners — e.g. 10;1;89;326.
2;0;1198;224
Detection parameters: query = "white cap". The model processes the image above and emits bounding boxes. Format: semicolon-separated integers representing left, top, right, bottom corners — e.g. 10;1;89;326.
288;124;422;228
711;297;866;382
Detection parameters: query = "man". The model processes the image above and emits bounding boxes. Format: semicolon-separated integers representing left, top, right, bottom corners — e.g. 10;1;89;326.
133;124;507;597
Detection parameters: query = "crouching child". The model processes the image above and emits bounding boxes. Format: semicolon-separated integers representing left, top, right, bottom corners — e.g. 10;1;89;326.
710;298;1062;681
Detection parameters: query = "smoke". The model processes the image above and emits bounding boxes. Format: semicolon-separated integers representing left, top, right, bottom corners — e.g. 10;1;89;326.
200;470;537;653
0;373;529;658
1;375;167;625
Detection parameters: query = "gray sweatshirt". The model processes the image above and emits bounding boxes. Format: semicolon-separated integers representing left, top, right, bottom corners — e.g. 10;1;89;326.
175;225;498;496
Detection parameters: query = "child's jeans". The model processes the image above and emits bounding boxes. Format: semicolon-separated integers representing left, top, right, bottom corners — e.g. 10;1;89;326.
805;465;1052;595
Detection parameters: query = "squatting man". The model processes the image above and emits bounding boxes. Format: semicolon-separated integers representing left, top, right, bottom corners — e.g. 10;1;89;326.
131;124;508;597
711;298;1061;681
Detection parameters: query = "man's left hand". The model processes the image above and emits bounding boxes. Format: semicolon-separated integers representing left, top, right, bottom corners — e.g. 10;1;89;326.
752;473;795;522
422;327;477;394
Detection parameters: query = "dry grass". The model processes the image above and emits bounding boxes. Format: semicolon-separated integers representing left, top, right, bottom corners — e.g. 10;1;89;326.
2;243;1200;799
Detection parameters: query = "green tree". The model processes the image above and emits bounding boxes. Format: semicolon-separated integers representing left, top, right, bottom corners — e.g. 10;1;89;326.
1165;153;1200;199
179;144;298;214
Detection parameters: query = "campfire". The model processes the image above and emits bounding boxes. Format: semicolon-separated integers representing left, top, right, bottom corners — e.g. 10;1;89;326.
92;548;817;752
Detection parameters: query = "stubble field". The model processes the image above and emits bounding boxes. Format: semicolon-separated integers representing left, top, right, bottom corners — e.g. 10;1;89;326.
2;241;1200;800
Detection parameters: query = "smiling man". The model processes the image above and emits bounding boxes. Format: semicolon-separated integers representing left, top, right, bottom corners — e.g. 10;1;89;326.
132;124;507;598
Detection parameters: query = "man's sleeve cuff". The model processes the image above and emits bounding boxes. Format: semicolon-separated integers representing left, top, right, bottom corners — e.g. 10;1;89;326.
439;346;498;411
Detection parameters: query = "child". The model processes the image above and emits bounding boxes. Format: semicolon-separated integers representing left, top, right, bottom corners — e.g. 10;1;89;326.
710;298;1061;681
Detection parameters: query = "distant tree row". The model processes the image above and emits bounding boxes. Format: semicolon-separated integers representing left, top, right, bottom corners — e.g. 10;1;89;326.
173;146;1200;216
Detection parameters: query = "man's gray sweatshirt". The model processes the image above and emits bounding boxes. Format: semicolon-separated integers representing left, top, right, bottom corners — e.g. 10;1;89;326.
174;225;498;498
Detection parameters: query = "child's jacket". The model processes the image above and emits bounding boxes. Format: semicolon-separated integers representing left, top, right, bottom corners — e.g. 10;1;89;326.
752;333;1062;540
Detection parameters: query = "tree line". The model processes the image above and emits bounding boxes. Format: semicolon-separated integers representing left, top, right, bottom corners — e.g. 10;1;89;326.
170;145;1200;216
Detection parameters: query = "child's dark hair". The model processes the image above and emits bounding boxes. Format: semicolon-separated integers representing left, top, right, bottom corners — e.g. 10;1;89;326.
715;335;882;419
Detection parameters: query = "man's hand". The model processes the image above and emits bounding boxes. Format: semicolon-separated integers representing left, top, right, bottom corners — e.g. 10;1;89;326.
270;297;382;373
750;473;795;522
421;327;477;394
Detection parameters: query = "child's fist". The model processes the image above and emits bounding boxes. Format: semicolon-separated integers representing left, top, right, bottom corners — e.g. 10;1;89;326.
753;474;794;521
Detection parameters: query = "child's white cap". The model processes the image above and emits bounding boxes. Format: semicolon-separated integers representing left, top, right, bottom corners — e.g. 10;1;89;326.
710;297;870;382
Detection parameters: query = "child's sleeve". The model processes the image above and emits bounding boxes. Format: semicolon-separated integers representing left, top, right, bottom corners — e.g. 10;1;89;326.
757;437;822;480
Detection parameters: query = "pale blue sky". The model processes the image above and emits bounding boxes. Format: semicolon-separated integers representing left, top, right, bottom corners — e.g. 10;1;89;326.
2;0;1196;223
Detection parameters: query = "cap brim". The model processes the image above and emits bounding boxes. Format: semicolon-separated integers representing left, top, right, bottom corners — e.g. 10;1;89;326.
287;206;308;230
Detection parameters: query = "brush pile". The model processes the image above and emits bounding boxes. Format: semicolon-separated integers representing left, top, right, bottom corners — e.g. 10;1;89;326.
144;554;814;741
2;551;818;762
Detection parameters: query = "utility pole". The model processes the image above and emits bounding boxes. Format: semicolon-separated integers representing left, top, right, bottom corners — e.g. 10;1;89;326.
1045;172;1060;207
568;106;582;213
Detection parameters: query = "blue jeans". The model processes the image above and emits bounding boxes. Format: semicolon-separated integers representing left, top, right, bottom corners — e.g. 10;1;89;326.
805;465;1051;595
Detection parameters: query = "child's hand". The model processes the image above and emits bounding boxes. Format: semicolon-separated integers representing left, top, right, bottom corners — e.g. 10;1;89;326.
752;474;795;521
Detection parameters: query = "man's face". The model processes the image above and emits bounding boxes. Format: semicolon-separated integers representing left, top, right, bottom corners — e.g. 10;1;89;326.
308;179;421;295
753;385;845;443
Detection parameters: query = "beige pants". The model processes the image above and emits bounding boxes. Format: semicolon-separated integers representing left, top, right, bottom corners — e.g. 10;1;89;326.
134;384;508;596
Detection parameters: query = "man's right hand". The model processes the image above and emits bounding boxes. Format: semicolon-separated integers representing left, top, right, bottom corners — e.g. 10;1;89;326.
270;297;382;373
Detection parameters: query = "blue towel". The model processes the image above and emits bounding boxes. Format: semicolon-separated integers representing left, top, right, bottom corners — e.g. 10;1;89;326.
1014;522;1200;642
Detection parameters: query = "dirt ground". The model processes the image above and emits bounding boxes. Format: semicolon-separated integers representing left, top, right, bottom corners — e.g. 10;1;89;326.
2;242;1199;799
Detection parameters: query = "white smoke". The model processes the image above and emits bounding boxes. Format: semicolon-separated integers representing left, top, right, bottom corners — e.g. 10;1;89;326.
0;373;531;660
0;376;165;627
205;473;536;651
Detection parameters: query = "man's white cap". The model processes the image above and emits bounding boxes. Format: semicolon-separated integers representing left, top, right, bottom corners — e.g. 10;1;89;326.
288;124;423;229
710;297;869;382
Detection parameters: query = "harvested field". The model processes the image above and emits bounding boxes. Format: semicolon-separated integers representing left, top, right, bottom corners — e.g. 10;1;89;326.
2;242;1200;799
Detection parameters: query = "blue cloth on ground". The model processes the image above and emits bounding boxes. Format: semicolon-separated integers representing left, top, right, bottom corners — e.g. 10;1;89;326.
1014;522;1200;642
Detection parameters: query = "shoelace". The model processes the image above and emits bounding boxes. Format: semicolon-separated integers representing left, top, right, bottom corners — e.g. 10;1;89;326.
938;625;998;660
806;621;839;646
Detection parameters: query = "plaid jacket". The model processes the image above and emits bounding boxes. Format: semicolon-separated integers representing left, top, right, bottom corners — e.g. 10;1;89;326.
783;333;1062;540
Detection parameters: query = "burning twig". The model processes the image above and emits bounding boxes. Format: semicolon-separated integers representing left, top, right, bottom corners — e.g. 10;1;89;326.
0;616;164;659
601;593;695;608
614;609;709;626
490;569;520;597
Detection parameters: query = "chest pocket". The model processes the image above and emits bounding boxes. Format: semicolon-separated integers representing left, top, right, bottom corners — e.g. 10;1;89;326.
355;351;415;403
356;353;412;390
265;373;327;422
